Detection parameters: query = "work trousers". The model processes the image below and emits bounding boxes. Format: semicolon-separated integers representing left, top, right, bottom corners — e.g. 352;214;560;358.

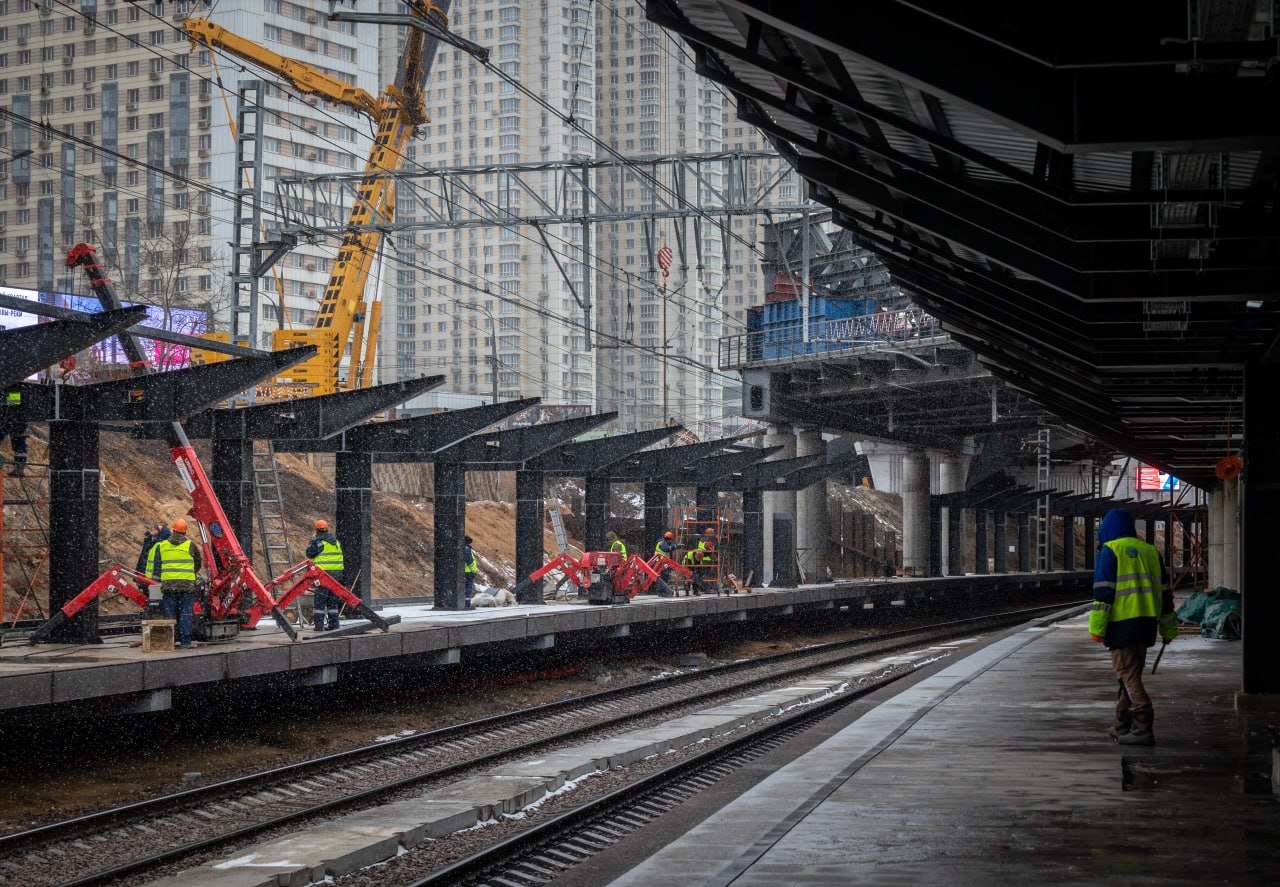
314;581;342;631
161;580;196;646
464;572;475;608
1110;644;1152;725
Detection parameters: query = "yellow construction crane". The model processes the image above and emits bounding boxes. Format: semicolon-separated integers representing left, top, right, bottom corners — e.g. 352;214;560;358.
186;2;486;395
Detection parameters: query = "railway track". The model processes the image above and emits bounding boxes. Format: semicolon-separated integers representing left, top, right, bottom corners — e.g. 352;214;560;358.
0;602;1084;886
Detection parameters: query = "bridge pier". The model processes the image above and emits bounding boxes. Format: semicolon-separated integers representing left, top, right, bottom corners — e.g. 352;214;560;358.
901;449;931;576
795;428;827;581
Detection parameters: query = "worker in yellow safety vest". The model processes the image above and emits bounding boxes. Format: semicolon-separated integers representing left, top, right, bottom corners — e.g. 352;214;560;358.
606;530;627;558
148;517;203;648
463;535;479;608
1;389;28;476
306;519;345;631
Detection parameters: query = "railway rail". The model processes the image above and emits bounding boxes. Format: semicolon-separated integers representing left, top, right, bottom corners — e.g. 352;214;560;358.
0;602;1085;886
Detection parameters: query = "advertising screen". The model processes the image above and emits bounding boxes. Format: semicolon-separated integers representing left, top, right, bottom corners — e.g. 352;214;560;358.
0;285;207;369
1136;465;1180;491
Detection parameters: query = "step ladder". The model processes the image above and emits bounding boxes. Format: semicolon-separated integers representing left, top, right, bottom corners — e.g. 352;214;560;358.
1;459;51;628
252;440;293;580
548;499;569;554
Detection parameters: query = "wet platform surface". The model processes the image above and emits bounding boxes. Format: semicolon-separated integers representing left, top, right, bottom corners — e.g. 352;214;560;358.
608;612;1279;886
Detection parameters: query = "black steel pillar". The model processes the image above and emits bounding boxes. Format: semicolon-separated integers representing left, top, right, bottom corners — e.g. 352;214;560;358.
433;461;466;609
514;468;545;604
947;505;963;575
1084;514;1097;569
211;436;255;563
1181;516;1192;577
928;496;943;577
974;509;988;575
1017;511;1031;572
1243;362;1280;693
47;420;101;642
993;511;1007;573
742;489;763;587
643;481;668;554
771;512;795;588
584;475;609;553
335;451;372;604
1063;514;1076;570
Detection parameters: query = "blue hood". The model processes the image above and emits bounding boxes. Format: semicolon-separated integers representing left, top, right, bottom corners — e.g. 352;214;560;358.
1098;507;1136;544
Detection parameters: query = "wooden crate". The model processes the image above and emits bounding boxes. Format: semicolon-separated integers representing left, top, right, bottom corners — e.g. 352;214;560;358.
141;619;176;653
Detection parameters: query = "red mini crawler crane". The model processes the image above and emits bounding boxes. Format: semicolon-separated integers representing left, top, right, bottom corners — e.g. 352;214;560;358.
28;245;398;644
514;550;692;606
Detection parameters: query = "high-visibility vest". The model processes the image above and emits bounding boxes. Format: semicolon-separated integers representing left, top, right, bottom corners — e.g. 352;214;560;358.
5;391;20;406
1089;536;1176;641
152;538;197;582
313;539;344;573
610;538;627;557
654;540;673;557
464;546;478;574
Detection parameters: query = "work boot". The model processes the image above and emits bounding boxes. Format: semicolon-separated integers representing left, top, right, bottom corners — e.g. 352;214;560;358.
1116;713;1154;745
1107;719;1132;740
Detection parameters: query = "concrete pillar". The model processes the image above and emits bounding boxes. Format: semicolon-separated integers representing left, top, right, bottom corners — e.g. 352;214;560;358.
1207;489;1224;589
939;453;965;575
795;428;828;582
1222;476;1241;592
762;425;797;585
901;449;931;576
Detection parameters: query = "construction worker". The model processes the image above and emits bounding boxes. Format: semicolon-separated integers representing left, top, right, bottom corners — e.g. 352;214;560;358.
306;519;344;631
1;388;29;476
148;517;202;649
682;539;710;595
606;530;627;558
654;531;677;596
463;535;478;608
136;522;170;617
1090;507;1178;746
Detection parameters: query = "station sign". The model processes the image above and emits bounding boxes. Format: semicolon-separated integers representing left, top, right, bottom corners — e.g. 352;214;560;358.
1136;465;1180;491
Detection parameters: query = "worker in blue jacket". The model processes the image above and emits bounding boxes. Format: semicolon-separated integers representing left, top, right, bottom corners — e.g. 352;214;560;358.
1089;507;1178;746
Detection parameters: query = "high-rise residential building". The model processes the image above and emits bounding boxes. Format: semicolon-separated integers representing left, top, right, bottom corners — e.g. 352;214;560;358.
378;0;777;433
0;0;379;363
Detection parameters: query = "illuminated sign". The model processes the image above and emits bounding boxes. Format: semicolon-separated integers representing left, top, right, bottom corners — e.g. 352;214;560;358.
1136;466;1180;491
0;285;207;368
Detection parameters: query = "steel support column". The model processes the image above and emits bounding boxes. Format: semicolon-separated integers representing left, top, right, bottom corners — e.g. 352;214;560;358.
211;436;255;564
584;476;609;553
696;486;718;525
643;481;668;554
1084;514;1097;568
993;511;1007;573
929;496;943;578
47;420;101;643
1018;512;1031;572
771;512;795;588
433;461;466;609
1243;362;1280;694
335;451;372;604
946;504;963;576
514;468;545;604
1063;513;1076;570
974;509;988;575
742;489;763;587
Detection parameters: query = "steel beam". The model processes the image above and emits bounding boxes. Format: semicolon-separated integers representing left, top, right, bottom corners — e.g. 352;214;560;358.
431;413;618;467
0;307;147;387
662;446;778;487
526;426;681;474
276;398;539;454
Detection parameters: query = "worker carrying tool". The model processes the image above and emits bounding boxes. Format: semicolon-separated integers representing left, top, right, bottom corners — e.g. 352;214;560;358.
148;518;202;649
306;519;345;631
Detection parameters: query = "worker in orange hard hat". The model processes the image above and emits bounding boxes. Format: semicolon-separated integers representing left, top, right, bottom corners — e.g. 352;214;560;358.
147;516;202;648
653;530;678;596
306;519;344;631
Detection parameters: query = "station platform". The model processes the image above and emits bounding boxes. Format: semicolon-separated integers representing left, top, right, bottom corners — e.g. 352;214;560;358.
0;572;1087;717
608;611;1280;886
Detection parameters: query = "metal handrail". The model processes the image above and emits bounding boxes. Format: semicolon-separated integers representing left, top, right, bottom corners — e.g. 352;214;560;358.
718;307;942;369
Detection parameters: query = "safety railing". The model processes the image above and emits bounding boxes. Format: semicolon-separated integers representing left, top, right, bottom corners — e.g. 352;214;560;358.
718;307;942;369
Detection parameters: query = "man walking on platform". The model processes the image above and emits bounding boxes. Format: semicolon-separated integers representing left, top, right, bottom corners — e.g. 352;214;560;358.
148;517;202;649
1090;507;1178;745
307;519;345;631
463;535;479;608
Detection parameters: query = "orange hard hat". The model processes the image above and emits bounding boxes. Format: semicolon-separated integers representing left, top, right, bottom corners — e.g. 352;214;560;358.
663;531;674;539
704;527;715;535
315;519;328;531
172;518;188;534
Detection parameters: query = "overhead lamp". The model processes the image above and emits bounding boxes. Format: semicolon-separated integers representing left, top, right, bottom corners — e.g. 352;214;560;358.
1246;300;1264;308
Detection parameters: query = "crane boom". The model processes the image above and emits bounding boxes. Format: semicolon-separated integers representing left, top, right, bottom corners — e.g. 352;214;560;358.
185;2;472;395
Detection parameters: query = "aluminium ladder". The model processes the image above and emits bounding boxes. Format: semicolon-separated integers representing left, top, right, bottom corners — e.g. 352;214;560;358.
252;440;294;581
